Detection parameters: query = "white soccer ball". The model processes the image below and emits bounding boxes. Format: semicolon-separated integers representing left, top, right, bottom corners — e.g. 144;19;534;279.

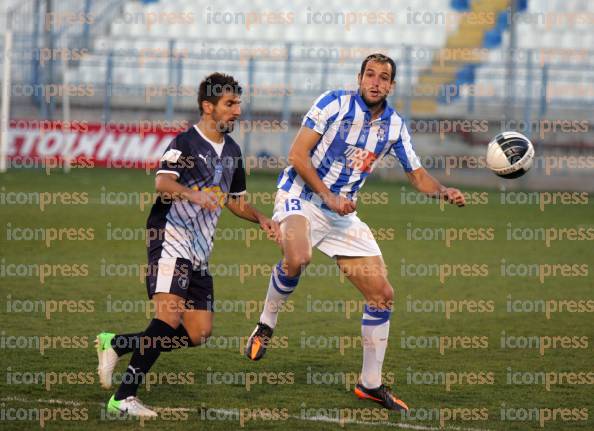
486;131;535;179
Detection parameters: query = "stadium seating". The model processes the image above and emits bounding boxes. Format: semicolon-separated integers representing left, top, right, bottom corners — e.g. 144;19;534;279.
455;0;594;110
73;0;459;100
4;0;591;115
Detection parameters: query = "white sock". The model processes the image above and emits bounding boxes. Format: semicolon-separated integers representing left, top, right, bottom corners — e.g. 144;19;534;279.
259;261;300;328
360;306;391;389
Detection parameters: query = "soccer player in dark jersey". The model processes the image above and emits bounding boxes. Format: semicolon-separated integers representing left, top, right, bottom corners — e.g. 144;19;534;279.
95;73;279;417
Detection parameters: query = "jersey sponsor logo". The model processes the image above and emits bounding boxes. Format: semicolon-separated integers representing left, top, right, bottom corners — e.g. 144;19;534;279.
344;145;377;173
191;185;227;207
161;149;182;163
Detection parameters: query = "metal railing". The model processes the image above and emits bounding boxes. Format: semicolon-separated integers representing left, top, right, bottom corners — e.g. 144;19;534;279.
2;7;593;144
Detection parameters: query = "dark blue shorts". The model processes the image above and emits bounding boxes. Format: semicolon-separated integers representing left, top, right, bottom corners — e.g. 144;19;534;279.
145;257;214;311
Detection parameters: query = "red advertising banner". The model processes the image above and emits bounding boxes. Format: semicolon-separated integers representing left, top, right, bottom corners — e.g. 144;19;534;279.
7;120;184;170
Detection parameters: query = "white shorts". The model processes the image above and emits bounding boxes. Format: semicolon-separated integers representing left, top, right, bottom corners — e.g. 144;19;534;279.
272;190;382;258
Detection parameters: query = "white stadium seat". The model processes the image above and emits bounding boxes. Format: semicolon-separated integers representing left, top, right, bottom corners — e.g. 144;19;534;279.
65;0;592;111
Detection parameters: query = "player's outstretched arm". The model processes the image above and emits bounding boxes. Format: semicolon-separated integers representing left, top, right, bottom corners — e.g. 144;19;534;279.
155;173;219;211
406;167;466;207
290;127;356;216
225;195;280;243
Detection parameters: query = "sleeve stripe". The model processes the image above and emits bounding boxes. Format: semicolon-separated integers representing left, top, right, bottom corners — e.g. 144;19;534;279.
401;125;422;170
228;190;247;196
391;120;422;172
314;90;337;110
394;140;413;172
303;117;317;130
322;99;341;120
303;92;341;135
156;169;181;178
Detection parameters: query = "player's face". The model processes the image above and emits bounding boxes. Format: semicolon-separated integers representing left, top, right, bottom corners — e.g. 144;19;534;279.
358;60;394;107
212;92;241;133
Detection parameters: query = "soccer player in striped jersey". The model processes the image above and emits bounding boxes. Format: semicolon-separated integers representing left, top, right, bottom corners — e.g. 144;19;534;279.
95;73;279;417
245;54;466;411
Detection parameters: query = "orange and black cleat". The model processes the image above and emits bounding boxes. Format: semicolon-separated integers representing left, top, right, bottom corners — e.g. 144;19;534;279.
354;383;409;412
245;322;273;361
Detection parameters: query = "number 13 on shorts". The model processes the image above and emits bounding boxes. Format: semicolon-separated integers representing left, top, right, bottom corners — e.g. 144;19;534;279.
284;198;302;213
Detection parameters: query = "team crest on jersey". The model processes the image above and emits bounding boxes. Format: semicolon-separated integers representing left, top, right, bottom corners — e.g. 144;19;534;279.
376;124;387;141
344;145;377;173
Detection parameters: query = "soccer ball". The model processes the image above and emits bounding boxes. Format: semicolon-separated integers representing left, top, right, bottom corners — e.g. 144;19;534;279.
486;131;535;179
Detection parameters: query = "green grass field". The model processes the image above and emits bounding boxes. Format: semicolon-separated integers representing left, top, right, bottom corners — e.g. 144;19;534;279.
1;168;593;430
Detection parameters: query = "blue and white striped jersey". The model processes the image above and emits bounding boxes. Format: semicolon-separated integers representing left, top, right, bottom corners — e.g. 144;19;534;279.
277;90;421;202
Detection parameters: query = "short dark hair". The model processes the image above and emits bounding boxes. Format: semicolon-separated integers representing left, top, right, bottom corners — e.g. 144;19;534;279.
360;53;396;82
198;72;242;115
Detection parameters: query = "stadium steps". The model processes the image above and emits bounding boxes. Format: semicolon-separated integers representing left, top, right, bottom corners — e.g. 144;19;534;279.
412;0;510;115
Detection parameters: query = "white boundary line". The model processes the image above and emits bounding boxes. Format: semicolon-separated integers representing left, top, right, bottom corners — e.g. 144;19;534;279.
0;396;494;431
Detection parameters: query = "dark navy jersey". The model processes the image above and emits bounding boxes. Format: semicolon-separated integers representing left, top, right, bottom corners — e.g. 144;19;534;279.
147;125;246;270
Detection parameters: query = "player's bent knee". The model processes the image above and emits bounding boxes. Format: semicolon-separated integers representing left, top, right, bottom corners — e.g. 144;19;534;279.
153;295;184;328
285;252;311;276
382;283;394;305
188;328;212;346
367;282;393;310
157;314;182;329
